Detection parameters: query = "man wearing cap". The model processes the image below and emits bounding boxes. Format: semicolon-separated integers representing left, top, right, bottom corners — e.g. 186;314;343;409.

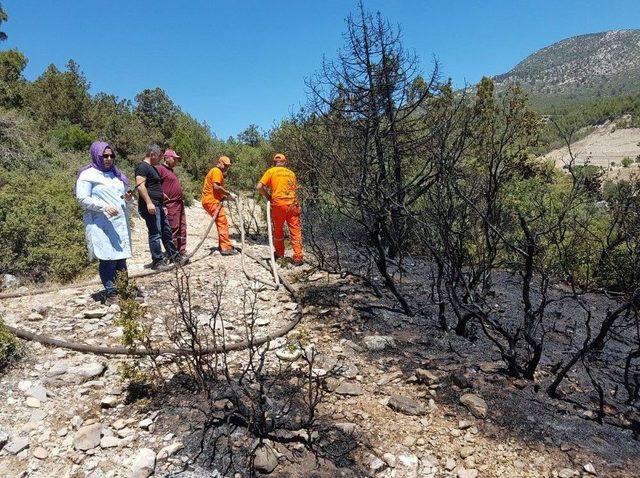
201;156;237;255
256;153;303;266
158;149;187;258
135;144;183;269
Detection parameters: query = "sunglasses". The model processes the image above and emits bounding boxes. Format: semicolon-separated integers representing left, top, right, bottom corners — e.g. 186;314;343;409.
103;154;116;159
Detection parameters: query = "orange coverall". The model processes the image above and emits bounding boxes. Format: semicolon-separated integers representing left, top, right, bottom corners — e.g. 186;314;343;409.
259;166;303;262
201;167;233;252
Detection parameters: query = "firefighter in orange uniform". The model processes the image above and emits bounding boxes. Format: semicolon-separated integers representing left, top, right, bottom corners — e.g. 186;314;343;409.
201;156;237;255
256;153;303;265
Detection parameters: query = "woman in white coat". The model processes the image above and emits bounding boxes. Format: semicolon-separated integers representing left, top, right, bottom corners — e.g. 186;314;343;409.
75;141;132;303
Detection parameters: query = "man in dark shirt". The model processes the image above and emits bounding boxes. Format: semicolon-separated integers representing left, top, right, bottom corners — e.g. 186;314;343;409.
158;149;187;257
135;144;181;269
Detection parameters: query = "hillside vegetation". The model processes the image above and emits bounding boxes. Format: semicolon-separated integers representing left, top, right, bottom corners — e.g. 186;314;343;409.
0;50;272;282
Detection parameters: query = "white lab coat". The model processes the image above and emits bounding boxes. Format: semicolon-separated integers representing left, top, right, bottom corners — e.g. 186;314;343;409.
75;168;132;261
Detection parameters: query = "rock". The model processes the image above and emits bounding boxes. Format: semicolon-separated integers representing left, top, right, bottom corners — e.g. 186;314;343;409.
100;436;121;449
377;371;404;386
18;380;32;392
415;369;440;386
558;469;578;478
47;362;69;377
30;410;48;423
458;420;473;430
396;453;419;477
254;445;278;474
445;458;457;471
69;362;106;381
112;419;126;430
382;453;396;467
83;309;107;318
70;415;84;429
27;384;49;402
2;273;20;289
139;418;154;430
275;348;301;362
334;382;365;396
157;442;184;461
583;463;597;475
74;423;103;451
33;446;48;459
132;448;156;478
5;437;29;454
0;428;8;450
388;395;426;415
369;455;386;472
25;397;41;408
460;446;474;459
27;312;44;321
363;335;396;352
334;422;359;435
459;394;487;419
457;468;478;478
101;396;118;408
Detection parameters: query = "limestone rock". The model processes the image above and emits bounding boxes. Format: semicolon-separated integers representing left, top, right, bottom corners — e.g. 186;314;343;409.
363;335;396;352
584;463;596;475
2;273;20;289
27;384;49;402
0;428;8;450
69;362;106;381
254;444;278;474
74;423;103;451
100;436;121;449
415;368;440;386
101;396;118;408
558;469;578;478
5;437;29;455
157;442;184;462
25;397;41;408
139;418;154;430
457;468;478;478
459;394;487;419
388;395;426;415
132;448;156;478
33;446;48;459
334;382;365;396
83;309;107;319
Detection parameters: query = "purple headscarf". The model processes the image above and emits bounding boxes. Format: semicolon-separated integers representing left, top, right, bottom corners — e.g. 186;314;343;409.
77;141;129;186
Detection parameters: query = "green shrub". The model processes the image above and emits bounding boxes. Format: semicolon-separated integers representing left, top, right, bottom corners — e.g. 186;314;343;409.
50;122;93;151
621;156;633;168
0;319;22;371
0;167;89;282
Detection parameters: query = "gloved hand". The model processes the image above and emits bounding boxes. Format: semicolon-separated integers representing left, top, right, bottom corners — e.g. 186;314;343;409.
228;192;238;201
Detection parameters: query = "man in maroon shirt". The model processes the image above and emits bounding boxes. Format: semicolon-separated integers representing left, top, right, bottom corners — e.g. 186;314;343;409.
158;149;187;257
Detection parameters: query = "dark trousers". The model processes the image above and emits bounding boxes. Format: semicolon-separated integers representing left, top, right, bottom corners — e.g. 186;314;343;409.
99;259;127;295
139;202;179;262
166;201;187;255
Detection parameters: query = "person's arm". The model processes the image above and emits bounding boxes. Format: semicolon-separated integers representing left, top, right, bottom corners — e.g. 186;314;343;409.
256;182;271;201
213;182;234;199
76;174;118;217
136;175;156;215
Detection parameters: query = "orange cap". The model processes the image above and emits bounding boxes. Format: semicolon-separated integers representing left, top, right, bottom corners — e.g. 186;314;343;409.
273;153;286;162
218;156;231;166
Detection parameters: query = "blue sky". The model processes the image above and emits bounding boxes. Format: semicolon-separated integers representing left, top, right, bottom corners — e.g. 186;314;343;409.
3;0;640;139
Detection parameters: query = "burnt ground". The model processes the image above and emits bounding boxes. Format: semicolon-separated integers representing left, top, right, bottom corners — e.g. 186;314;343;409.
147;259;639;477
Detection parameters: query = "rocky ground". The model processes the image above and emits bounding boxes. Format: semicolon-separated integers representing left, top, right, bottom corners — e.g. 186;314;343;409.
1;202;639;477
